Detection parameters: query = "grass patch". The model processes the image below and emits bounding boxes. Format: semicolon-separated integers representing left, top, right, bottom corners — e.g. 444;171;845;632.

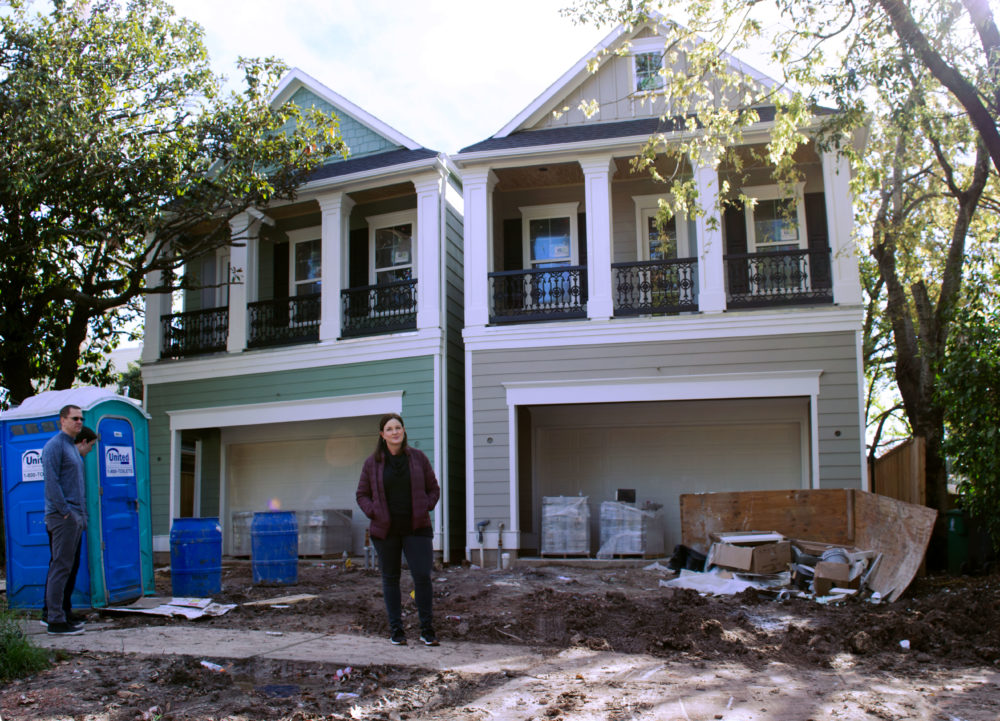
0;602;51;681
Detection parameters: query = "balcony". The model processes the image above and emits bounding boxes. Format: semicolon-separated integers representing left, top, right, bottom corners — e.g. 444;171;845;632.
613;258;698;316
489;266;587;324
341;278;418;338
161;307;229;358
725;248;833;309
247;293;321;348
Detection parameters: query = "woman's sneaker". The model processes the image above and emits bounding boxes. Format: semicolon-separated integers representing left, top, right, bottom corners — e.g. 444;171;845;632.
390;629;407;645
419;629;439;646
47;622;84;636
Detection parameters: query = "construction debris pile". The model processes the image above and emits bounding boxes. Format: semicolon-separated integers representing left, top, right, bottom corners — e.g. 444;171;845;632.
663;530;888;602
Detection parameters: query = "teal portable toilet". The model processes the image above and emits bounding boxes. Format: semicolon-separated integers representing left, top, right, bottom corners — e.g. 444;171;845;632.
1;388;155;610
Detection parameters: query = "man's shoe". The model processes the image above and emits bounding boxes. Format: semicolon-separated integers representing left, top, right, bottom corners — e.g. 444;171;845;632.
419;630;439;647
390;629;407;645
65;613;86;626
47;622;84;636
39;618;48;628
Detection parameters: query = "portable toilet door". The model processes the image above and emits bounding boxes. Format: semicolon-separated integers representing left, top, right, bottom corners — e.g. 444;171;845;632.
1;409;91;609
95;415;143;603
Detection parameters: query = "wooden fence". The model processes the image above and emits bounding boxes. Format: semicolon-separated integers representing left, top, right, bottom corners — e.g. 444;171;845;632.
872;436;926;506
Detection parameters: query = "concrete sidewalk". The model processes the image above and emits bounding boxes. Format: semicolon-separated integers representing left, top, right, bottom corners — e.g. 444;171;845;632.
20;620;549;674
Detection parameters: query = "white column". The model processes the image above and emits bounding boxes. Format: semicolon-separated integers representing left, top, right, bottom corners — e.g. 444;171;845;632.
821;149;863;305
414;170;447;330
141;268;169;363
691;151;726;313
317;192;353;341
227;213;260;353
462;167;498;327
579;155;615;320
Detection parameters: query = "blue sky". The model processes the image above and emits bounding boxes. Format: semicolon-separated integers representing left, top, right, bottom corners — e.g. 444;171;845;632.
166;0;613;154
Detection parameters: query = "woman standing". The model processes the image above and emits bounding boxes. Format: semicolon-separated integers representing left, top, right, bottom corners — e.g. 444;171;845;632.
356;413;441;646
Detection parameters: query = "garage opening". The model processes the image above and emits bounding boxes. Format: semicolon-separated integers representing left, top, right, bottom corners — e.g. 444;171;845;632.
517;397;811;555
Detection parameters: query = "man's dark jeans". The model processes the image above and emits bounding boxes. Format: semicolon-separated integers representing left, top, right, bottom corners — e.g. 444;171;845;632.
372;532;434;634
44;512;83;625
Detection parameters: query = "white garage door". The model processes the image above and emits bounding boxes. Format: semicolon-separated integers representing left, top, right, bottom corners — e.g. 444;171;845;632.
224;417;376;553
530;399;809;552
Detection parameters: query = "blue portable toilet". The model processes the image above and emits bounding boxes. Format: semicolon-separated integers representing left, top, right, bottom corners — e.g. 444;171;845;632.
1;388;155;610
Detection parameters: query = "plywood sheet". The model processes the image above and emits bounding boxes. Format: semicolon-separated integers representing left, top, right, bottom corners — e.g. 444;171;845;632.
681;489;854;551
853;491;937;602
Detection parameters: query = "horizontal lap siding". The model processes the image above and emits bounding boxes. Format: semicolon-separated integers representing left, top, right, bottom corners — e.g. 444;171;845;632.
146;356;435;535
469;331;861;523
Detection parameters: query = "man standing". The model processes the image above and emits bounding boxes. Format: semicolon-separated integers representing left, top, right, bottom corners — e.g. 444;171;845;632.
42;405;87;635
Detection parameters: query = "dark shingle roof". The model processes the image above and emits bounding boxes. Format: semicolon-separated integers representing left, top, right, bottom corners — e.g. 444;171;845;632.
456;105;835;155
308;147;438;182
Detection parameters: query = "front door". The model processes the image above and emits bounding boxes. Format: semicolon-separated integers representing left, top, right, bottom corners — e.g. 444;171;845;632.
97;417;143;604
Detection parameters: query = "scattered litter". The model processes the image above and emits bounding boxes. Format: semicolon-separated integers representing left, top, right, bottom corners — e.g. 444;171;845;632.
659;569;755;596
142;706;162;720
270;604;290;609
335;666;353;680
264;631;284;636
446;615;462;621
437;577;448;582
557;575;574;582
106;597;236;619
199;660;225;672
336;692;360;700
726;696;734;710
643;561;672;573
243;594;317;607
900;639;911;650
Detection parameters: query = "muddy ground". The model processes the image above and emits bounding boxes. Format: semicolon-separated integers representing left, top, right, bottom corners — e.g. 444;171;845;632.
2;560;999;720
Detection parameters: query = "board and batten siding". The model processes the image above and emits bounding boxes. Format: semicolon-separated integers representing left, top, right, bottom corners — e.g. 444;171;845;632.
468;331;862;525
444;203;467;550
145;355;436;536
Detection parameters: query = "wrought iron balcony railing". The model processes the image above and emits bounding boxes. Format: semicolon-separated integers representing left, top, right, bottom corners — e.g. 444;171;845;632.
161;307;229;358
247;293;321;348
725;248;833;309
488;266;587;324
612;258;698;316
341;279;417;338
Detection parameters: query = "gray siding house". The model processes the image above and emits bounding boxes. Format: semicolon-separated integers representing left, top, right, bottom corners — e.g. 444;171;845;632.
140;69;465;560
453;21;866;561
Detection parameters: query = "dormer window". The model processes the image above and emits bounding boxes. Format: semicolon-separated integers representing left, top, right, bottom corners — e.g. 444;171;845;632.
632;38;666;94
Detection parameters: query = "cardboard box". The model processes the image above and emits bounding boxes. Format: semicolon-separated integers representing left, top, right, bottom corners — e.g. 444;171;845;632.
709;532;792;574
812;560;860;596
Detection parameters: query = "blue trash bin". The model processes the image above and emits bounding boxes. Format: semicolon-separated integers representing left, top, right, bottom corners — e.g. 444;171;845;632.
169;517;222;597
251;511;298;585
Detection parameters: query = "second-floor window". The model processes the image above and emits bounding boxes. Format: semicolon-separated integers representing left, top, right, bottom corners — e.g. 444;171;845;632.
520;203;580;270
292;237;321;295
633;194;689;260
743;184;807;254
368;210;416;284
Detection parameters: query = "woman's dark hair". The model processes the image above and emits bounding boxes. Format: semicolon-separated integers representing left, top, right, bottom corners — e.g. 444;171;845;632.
374;413;408;461
76;426;99;444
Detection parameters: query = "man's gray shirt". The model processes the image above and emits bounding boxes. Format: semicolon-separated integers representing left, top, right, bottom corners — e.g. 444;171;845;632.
43;431;86;519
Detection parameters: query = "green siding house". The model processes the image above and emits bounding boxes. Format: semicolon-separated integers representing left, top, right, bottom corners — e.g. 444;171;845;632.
141;69;465;561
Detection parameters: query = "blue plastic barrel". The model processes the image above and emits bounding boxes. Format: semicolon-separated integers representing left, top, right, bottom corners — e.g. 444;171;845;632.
169;518;222;597
251;511;298;585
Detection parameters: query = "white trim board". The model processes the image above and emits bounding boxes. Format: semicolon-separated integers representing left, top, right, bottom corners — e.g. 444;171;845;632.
503;371;822;406
167;391;403;432
142;329;443;385
464;307;863;352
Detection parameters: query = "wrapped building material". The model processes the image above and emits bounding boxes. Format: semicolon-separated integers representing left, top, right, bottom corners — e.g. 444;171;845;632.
541;496;590;556
231;511;254;557
296;509;353;556
597;501;666;558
